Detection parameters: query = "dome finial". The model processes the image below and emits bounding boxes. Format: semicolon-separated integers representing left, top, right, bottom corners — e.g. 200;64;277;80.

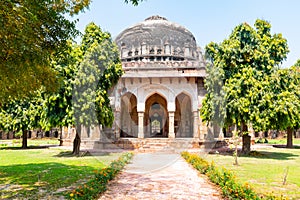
145;15;167;21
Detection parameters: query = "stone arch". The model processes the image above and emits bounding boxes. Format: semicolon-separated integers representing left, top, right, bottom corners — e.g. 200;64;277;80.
175;92;193;138
140;83;175;106
145;93;168;138
175;88;198;112
120;92;138;137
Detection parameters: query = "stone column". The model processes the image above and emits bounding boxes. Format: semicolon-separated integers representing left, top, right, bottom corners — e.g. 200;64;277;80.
115;111;121;139
193;111;199;138
168;112;175;138
138;112;144;138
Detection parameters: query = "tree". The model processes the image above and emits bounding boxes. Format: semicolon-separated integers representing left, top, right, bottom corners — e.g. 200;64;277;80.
0;91;45;148
0;0;145;102
71;23;123;155
0;0;91;102
253;66;300;148
201;19;289;154
42;42;81;145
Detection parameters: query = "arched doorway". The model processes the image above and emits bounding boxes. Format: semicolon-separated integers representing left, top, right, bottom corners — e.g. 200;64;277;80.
145;93;168;138
175;93;193;137
120;92;138;137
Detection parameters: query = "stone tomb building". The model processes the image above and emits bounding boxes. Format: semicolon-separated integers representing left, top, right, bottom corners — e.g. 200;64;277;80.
64;15;207;149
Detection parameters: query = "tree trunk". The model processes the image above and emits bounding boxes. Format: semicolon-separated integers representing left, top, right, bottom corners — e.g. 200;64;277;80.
22;130;28;149
59;126;63;146
241;123;251;154
242;134;251;154
72;126;81;155
287;127;293;148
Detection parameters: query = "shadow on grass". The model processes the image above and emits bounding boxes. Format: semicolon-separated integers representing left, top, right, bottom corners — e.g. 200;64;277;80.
0;162;98;199
209;147;299;160
241;150;299;160
54;150;110;158
272;144;300;149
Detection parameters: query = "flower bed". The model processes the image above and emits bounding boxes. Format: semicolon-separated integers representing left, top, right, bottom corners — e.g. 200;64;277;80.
67;152;133;199
181;152;261;200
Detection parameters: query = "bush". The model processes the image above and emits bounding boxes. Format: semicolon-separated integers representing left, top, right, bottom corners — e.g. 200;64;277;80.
181;152;260;200
66;152;133;200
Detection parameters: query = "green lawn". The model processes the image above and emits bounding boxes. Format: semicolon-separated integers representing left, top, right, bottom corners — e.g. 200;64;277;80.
204;146;300;199
0;146;122;199
0;138;60;148
267;138;300;145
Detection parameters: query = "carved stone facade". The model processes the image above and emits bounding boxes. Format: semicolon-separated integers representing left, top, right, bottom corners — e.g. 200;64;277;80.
110;16;207;140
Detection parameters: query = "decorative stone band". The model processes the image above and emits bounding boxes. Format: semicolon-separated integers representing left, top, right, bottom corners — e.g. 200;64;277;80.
122;61;206;68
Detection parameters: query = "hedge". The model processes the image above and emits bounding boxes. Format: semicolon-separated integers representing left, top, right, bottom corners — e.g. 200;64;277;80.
66;152;133;200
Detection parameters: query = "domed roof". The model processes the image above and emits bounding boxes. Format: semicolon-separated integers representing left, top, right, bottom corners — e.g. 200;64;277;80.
115;15;201;62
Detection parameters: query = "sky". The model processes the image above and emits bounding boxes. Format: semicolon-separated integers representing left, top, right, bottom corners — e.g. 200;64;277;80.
72;0;300;68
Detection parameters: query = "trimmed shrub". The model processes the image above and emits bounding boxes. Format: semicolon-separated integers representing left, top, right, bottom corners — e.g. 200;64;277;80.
181;151;260;200
67;152;133;200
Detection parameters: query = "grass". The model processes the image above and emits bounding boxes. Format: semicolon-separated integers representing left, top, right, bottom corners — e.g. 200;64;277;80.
0;138;60;148
266;138;300;145
0;146;122;199
204;146;300;199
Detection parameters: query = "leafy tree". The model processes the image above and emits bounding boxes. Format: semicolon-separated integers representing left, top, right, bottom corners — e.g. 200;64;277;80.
0;0;90;102
0;91;45;148
41;42;81;145
201;19;289;154
253;66;300;148
71;23;123;155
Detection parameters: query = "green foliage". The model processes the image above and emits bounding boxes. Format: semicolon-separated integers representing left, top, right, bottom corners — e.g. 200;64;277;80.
0;0;90;102
253;67;300;131
201;19;289;133
44;23;122;133
66;152;133;199
294;59;300;67
72;22;123;128
124;0;144;6
182;152;261;200
43;42;81;130
0;91;45;133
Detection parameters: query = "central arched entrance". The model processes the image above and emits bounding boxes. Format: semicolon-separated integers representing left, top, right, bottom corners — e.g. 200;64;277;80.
145;93;168;138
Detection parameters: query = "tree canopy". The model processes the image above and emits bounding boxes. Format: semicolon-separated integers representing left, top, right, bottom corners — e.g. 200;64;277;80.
0;0;142;103
0;0;92;102
0;90;45;148
202;19;289;128
68;23;123;154
72;22;123;129
201;19;290;151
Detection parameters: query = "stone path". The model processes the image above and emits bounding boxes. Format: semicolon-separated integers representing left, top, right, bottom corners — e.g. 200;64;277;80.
99;153;223;200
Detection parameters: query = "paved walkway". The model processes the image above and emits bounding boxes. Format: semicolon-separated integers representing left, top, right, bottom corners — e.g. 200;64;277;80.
99;153;223;200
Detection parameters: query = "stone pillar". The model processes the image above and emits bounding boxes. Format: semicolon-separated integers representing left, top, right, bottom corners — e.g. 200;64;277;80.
164;42;170;55
193;111;199;138
141;42;147;54
115;111;121;139
138;112;144;138
168;112;175;138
